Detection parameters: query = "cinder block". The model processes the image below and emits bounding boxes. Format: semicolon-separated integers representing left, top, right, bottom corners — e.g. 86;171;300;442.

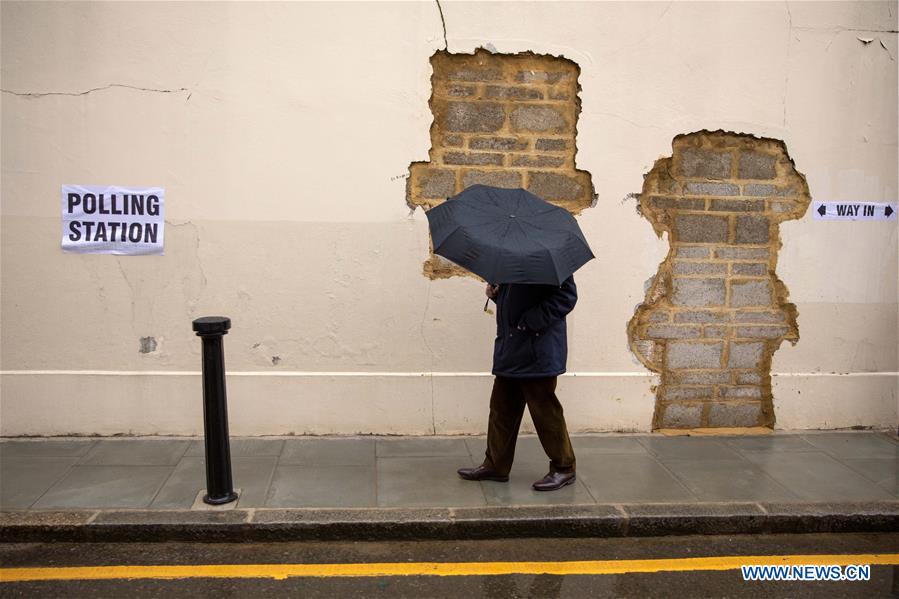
734;325;790;339
742;183;776;196
674;214;729;243
648;311;671;323
704;325;728;338
737;372;762;384
511;155;565;168
676;371;731;385
527;172;584;202
515;70;570;84
667;341;723;369
730;280;772;308
443;152;504;166
674;310;730;323
733;311;785;323
673;261;728;275
447;67;503;82
485;85;544;100
509;105;569;133
674;245;711;259
469;137;528;151
680;148;732;179
707;402;763;427
410;166;456;199
715;247;769;260
738;151;776;179
662;386;714;400
735;215;770;244
440;101;505;132
727;341;765;369
646;325;702;339
463;170;522;189
444;134;464;147
672;278;726;307
731;263;768;276
722;386;763;399
685;182;740;196
659;403;703;428
710;199;764;212
535;138;568;151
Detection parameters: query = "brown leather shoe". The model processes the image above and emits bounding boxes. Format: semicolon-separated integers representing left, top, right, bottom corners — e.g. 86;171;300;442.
532;471;575;491
457;465;509;482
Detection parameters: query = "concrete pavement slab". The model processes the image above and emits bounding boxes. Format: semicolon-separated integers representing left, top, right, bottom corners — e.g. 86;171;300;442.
721;435;818;452
0;457;79;509
478;460;595;506
376;437;470;458
802;432;899;459
267;465;376;508
576;454;696;503
186;438;284;457
279;438;375;466
839;458;899;496
638;436;745;461
77;439;190;466
33;466;173;509
0;440;96;459
659;458;798;502
377;456;486;507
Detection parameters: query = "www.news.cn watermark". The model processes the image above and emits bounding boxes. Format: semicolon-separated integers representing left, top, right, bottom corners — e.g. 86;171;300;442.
741;564;871;582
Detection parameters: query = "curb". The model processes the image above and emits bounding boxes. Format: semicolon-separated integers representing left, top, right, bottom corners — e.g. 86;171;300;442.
2;501;898;542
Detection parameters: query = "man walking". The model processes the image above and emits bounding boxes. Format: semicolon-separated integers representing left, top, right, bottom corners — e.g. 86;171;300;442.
458;277;578;491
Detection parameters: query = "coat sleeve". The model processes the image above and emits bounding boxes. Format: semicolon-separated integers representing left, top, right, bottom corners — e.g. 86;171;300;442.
518;277;577;332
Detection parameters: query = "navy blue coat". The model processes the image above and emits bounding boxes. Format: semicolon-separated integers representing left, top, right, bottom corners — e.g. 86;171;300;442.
491;276;577;378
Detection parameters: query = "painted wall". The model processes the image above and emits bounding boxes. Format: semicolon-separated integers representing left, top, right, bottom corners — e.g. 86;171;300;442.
2;1;896;435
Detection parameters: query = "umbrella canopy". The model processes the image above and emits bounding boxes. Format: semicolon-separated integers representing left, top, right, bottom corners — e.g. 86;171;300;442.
426;185;594;285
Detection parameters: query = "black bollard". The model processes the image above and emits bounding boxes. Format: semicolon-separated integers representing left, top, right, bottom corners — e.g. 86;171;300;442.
192;316;238;505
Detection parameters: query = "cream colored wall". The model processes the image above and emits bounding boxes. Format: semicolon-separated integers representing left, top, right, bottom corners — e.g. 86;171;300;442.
2;1;896;435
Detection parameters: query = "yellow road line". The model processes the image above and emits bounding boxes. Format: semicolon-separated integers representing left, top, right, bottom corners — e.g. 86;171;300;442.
2;554;898;582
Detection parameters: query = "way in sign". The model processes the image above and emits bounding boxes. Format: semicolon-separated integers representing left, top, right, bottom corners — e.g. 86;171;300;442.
813;201;896;221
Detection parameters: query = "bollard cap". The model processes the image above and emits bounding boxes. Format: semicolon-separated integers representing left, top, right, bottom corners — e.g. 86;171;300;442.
192;316;231;336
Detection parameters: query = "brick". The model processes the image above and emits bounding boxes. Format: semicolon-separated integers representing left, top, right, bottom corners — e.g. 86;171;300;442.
667;341;723;369
722;386;763;399
511;155;565;168
707;402;762;427
663;386;714;400
535;138;568;151
680;148;732;179
446;85;476;97
441;101;505;132
674;310;729;323
742;184;777;196
675;246;711;259
510;105;568;133
412;167;456;199
733;311;785;323
527;172;583;202
673;261;727;276
676;371;731;385
659;403;702;428
463;170;522;189
731;263;768;276
739;151;776;179
727;341;765;368
710;199;764;212
730;280;772;308
685;182;740;196
469;137;528;151
549;90;570;100
443;152;504;166
485;85;544;100
444;134;464;147
737;372;762;384
704;325;728;338
674;214;729;243
646;325;702;339
447;67;503;82
715;247;769;260
735;215;770;244
515;70;571;84
734;325;790;339
672;278;726;307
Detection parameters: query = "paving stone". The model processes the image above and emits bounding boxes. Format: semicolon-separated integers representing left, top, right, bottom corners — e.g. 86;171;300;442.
33;466;173;509
280;438;375;466
0;457;79;509
478;460;595;506
576;455;696;502
377;456;486;508
723;435;818;452
802;433;899;459
78;440;190;466
639;436;745;461
662;459;797;501
185;438;284;457
377;437;470;458
0;440;95;459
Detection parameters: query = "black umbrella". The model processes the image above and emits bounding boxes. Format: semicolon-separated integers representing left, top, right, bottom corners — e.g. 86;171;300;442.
426;184;594;291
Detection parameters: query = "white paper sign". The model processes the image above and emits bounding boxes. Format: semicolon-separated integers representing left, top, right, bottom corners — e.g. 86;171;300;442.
812;201;896;221
61;184;165;255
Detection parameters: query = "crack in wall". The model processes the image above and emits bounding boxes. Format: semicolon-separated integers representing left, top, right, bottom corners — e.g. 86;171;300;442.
627;130;811;430
1;83;190;98
435;0;448;51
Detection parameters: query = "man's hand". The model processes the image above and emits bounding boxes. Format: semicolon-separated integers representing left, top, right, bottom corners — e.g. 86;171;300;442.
485;284;499;300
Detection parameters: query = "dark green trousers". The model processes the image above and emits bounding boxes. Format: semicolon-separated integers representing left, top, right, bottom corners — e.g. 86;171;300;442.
482;376;576;476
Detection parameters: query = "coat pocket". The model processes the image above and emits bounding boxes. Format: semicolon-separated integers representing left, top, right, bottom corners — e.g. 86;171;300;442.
494;330;537;373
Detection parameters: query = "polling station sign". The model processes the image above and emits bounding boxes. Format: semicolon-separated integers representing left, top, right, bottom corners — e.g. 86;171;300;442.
61;185;165;255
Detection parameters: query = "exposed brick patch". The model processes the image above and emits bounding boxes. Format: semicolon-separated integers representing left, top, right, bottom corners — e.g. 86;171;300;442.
627;131;811;429
408;49;594;279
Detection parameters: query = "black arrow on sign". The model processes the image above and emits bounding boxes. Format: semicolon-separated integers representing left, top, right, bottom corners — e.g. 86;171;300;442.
817;204;827;216
886;205;894;217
